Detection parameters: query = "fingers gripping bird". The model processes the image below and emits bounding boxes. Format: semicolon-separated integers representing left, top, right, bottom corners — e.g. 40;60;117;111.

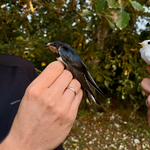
44;41;107;105
139;40;150;65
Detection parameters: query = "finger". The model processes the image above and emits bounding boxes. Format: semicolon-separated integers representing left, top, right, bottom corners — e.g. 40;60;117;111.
30;61;64;89
141;78;150;95
48;70;73;95
63;79;81;102
70;89;83;116
147;65;150;74
147;96;150;107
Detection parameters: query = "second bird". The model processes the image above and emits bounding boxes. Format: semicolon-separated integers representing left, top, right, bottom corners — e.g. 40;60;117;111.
44;41;107;105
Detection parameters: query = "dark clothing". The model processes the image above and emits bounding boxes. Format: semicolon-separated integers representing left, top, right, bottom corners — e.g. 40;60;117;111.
0;54;63;150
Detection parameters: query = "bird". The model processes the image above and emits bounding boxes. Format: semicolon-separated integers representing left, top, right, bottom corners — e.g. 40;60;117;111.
44;41;107;105
139;40;150;65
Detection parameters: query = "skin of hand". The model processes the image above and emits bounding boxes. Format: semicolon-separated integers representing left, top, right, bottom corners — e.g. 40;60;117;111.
141;65;150;126
0;61;83;150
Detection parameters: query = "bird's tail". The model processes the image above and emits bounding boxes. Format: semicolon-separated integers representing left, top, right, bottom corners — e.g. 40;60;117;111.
85;90;99;106
86;71;108;99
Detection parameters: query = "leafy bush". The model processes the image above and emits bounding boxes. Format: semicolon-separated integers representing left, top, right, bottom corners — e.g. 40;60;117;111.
0;0;148;112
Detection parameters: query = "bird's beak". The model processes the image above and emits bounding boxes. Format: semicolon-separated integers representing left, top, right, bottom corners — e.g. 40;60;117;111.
44;45;48;47
139;43;148;46
43;42;54;47
43;42;57;53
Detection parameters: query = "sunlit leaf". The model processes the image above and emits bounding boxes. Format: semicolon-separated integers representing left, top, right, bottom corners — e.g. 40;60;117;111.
16;36;24;41
116;11;130;30
106;0;119;8
131;1;145;11
79;9;93;17
104;80;109;87
86;20;93;30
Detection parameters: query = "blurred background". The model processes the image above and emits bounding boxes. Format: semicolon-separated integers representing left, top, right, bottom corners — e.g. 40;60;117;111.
1;0;150;149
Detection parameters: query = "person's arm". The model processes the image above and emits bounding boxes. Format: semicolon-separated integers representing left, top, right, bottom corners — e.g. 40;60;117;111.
0;61;83;150
141;65;150;126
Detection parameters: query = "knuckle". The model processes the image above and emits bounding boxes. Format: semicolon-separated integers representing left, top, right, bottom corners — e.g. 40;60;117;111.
47;100;55;109
54;106;69;119
65;114;74;124
26;85;40;99
46;92;57;108
54;107;66;118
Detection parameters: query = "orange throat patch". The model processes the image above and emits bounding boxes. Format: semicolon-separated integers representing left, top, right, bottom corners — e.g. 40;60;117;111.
49;46;58;53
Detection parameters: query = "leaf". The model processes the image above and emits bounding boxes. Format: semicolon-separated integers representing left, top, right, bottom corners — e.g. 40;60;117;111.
131;1;145;11
86;20;93;30
96;76;104;82
104;80;109;87
106;0;119;8
107;19;114;28
105;64;111;69
79;9;93;17
116;11;130;30
16;36;24;41
122;95;125;99
96;0;106;12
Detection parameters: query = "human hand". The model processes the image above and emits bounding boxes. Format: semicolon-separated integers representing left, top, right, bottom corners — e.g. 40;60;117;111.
141;65;150;126
0;61;83;150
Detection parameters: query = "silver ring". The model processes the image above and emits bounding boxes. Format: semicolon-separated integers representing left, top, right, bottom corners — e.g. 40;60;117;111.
67;86;76;96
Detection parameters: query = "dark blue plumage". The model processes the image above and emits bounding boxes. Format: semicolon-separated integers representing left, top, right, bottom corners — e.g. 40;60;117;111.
44;41;107;105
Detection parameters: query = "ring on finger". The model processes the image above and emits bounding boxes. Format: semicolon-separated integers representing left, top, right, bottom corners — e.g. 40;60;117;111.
67;86;76;96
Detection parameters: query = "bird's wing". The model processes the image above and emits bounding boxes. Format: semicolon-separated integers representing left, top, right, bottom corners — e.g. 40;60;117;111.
85;71;107;98
59;46;87;73
59;46;99;103
67;62;99;104
59;46;107;99
145;51;150;62
140;48;143;53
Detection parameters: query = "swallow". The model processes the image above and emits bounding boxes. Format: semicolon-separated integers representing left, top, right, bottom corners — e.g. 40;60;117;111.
139;40;150;65
44;41;107;105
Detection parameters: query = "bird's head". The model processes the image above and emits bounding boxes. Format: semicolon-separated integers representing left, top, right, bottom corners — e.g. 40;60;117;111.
44;41;62;54
139;40;150;53
139;40;150;47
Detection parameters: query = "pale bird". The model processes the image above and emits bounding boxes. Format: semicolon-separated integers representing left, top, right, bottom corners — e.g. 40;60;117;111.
139;40;150;65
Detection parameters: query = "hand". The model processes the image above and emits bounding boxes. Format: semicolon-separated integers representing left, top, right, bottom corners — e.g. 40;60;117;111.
141;65;150;126
0;61;83;150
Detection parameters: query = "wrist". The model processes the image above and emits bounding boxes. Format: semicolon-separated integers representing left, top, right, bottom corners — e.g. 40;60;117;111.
0;133;22;150
0;126;28;150
0;130;54;150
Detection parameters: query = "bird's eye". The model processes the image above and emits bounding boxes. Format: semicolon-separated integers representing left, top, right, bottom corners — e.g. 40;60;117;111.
54;43;57;47
148;41;150;45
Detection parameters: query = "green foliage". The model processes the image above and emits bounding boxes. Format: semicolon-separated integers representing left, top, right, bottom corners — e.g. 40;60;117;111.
106;0;119;8
130;1;145;11
96;0;106;12
0;0;148;111
116;11;130;30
